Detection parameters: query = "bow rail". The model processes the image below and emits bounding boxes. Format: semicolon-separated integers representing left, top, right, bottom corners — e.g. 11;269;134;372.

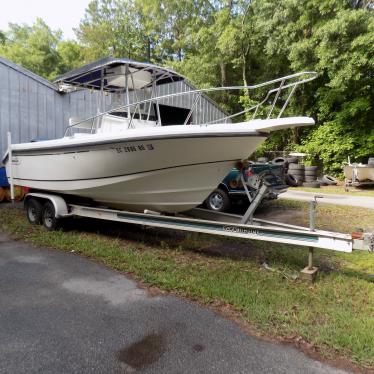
64;71;317;137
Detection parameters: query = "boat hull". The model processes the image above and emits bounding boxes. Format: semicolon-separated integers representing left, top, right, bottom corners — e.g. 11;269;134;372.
7;135;266;212
343;165;374;182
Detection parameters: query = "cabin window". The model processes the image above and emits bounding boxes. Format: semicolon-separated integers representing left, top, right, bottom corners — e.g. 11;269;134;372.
158;104;192;126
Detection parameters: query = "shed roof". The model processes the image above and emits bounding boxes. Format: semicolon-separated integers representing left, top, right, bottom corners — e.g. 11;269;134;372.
0;56;57;90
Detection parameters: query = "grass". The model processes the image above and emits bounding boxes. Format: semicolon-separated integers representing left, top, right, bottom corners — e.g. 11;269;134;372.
290;185;374;197
260;199;374;233
1;203;374;369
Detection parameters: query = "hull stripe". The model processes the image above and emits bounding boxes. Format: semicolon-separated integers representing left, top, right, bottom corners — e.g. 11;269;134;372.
10;158;238;183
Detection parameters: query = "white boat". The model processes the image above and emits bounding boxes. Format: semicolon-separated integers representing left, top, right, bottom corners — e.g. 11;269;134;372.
344;163;374;183
2;58;317;213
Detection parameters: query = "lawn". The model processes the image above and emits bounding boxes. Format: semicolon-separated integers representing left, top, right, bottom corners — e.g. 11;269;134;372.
290;185;374;197
0;202;374;370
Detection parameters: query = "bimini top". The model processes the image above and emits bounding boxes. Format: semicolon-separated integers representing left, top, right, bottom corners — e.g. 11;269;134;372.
54;57;185;92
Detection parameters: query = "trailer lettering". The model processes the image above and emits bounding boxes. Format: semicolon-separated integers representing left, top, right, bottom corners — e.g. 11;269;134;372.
223;226;259;235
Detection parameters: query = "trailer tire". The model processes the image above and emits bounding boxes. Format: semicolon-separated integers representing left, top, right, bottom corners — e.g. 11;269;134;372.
25;198;43;225
317;178;328;186
42;201;60;231
271;157;286;164
305;166;318;172
288;164;305;171
285;173;298;187
305;176;317;182
286;157;298;164
305;170;318;177
322;174;338;185
289;171;304;177
205;188;231;212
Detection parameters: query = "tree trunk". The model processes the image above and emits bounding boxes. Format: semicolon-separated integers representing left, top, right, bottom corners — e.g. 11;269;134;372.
220;61;228;103
242;54;250;99
147;37;151;61
292;127;300;144
220;61;227;86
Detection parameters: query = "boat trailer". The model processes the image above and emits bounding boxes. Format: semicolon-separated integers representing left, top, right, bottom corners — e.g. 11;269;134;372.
22;191;374;282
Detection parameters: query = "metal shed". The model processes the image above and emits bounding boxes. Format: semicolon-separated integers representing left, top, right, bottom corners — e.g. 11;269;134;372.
0;56;227;160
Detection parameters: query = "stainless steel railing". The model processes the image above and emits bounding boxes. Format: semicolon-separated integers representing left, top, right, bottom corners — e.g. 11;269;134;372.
64;71;317;137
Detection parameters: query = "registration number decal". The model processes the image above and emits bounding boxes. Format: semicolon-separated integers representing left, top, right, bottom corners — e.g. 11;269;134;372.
111;143;155;153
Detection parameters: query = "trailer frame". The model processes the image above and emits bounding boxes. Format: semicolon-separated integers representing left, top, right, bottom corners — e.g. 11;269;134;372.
23;191;373;254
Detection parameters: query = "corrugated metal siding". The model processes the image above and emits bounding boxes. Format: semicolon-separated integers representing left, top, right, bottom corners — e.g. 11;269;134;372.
0;62;116;158
0;59;228;159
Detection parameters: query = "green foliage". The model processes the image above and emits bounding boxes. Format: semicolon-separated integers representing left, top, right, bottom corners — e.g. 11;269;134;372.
0;19;85;79
56;40;85;73
0;31;5;45
75;0;148;61
292;6;374;173
0;19;62;79
246;0;374;173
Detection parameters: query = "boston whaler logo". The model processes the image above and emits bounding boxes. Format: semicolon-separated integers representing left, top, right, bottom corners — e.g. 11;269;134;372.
223;225;259;235
11;156;20;165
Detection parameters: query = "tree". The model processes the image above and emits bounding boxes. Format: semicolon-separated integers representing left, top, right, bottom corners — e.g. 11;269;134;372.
0;0;371;175
0;18;62;79
0;31;5;45
75;0;147;61
56;40;85;73
247;0;374;173
135;0;204;62
296;6;374;172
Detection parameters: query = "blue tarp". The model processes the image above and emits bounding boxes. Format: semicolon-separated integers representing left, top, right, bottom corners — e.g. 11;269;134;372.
0;167;9;187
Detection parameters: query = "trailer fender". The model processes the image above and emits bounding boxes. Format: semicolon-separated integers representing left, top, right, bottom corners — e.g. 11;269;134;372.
25;193;70;218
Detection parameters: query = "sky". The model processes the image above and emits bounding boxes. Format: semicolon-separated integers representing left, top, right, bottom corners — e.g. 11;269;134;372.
0;0;91;39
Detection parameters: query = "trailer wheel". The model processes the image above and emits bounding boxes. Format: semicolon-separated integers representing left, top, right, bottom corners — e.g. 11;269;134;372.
206;188;231;212
271;157;287;164
285;174;298;187
25;198;43;225
322;174;338;185
42;201;59;231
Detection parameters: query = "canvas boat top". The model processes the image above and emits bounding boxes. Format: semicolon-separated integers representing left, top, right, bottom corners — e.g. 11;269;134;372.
54;57;185;92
